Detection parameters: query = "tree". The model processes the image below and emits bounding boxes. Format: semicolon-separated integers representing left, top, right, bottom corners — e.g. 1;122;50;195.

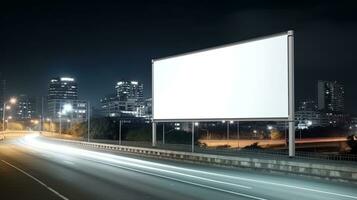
270;130;283;140
347;135;357;154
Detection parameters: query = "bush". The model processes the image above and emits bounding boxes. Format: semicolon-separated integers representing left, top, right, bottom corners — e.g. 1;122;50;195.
347;135;357;154
270;130;283;140
243;142;262;149
126;127;151;141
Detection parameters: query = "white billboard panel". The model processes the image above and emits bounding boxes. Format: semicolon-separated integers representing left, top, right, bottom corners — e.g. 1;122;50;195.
153;33;290;121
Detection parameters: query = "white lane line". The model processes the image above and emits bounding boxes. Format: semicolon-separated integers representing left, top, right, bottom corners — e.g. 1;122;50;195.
1;160;69;200
21;137;357;200
63;160;75;165
165;168;357;200
82;158;267;200
23;141;252;190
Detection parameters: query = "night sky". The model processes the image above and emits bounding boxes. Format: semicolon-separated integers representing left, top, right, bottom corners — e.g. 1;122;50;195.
0;1;356;114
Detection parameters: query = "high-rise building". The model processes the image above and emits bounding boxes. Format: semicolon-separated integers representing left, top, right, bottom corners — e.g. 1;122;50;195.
295;99;327;129
115;80;143;104
13;94;36;120
100;80;146;118
47;77;87;122
317;80;344;113
48;77;78;100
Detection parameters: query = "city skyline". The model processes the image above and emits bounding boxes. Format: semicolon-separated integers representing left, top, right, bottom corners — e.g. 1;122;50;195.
1;1;357;114
1;2;357;199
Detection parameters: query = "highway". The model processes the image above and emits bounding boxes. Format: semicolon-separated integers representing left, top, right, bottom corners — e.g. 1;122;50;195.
1;133;357;200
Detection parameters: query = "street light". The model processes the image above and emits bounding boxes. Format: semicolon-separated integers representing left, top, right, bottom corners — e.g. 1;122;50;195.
59;103;73;135
9;98;17;104
46;118;52;132
2;97;17;131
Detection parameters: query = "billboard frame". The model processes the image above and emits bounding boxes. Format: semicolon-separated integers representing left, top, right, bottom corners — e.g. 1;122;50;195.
151;30;295;156
152;30;294;123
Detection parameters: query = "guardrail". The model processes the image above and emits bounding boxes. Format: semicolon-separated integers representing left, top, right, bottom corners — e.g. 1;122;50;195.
42;135;357;184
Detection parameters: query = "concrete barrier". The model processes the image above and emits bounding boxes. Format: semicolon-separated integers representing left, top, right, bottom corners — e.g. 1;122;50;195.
41;135;357;184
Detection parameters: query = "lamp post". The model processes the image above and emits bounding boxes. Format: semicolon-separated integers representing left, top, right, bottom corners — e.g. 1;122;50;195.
87;101;90;142
59;112;62;135
2;97;17;132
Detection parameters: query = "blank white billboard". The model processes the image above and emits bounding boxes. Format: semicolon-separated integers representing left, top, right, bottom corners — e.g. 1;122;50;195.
153;33;290;121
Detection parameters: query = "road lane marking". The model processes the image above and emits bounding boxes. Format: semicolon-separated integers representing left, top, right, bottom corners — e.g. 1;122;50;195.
1;160;69;200
81;158;267;200
63;160;75;165
21;136;357;200
22;139;252;190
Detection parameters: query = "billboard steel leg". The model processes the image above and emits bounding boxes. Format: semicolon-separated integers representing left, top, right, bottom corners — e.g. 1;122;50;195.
152;122;157;147
192;122;195;153
288;121;295;157
288;30;295;157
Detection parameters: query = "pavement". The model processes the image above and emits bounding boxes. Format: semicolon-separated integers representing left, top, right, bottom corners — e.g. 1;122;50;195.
1;133;357;200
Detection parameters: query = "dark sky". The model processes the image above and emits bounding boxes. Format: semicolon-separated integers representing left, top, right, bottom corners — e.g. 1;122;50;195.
0;1;356;114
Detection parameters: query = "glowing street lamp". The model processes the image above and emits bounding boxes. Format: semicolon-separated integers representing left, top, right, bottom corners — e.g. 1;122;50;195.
2;97;17;131
9;98;17;104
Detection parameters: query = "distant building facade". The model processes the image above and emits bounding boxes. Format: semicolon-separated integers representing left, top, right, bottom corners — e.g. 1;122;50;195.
317;80;344;113
100;80;148;118
48;77;78;100
13;94;36;120
47;77;87;122
317;81;346;126
115;80;144;104
295;100;327;129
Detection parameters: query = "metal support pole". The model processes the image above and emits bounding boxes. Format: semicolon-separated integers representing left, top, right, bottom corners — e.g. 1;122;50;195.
87;101;90;142
192;122;195;153
237;121;240;149
41;96;44;133
2;103;5;132
152;122;157;147
162;123;165;145
288;30;295;157
59;114;62;135
227;122;229;145
119;120;122;145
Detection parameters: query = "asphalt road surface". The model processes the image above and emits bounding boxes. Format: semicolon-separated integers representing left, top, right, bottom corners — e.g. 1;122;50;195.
1;133;357;200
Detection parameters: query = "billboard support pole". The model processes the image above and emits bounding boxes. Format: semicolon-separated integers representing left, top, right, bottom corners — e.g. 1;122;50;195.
162;123;165;145
288;30;295;157
152;122;157;147
192;122;195;153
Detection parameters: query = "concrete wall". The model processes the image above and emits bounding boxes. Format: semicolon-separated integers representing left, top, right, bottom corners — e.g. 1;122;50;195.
43;135;357;184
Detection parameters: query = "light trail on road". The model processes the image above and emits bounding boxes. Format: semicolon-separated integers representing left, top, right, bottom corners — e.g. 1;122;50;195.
1;133;357;200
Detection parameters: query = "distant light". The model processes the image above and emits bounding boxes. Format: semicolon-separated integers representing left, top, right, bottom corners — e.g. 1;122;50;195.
194;122;199;126
222;120;226;123
62;104;73;114
267;125;273;130
253;130;257;134
307;120;312;126
9;97;17;104
117;81;123;85
5;105;11;110
131;81;138;85
175;127;180;130
229;120;234;124
60;77;74;82
8;116;12;120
